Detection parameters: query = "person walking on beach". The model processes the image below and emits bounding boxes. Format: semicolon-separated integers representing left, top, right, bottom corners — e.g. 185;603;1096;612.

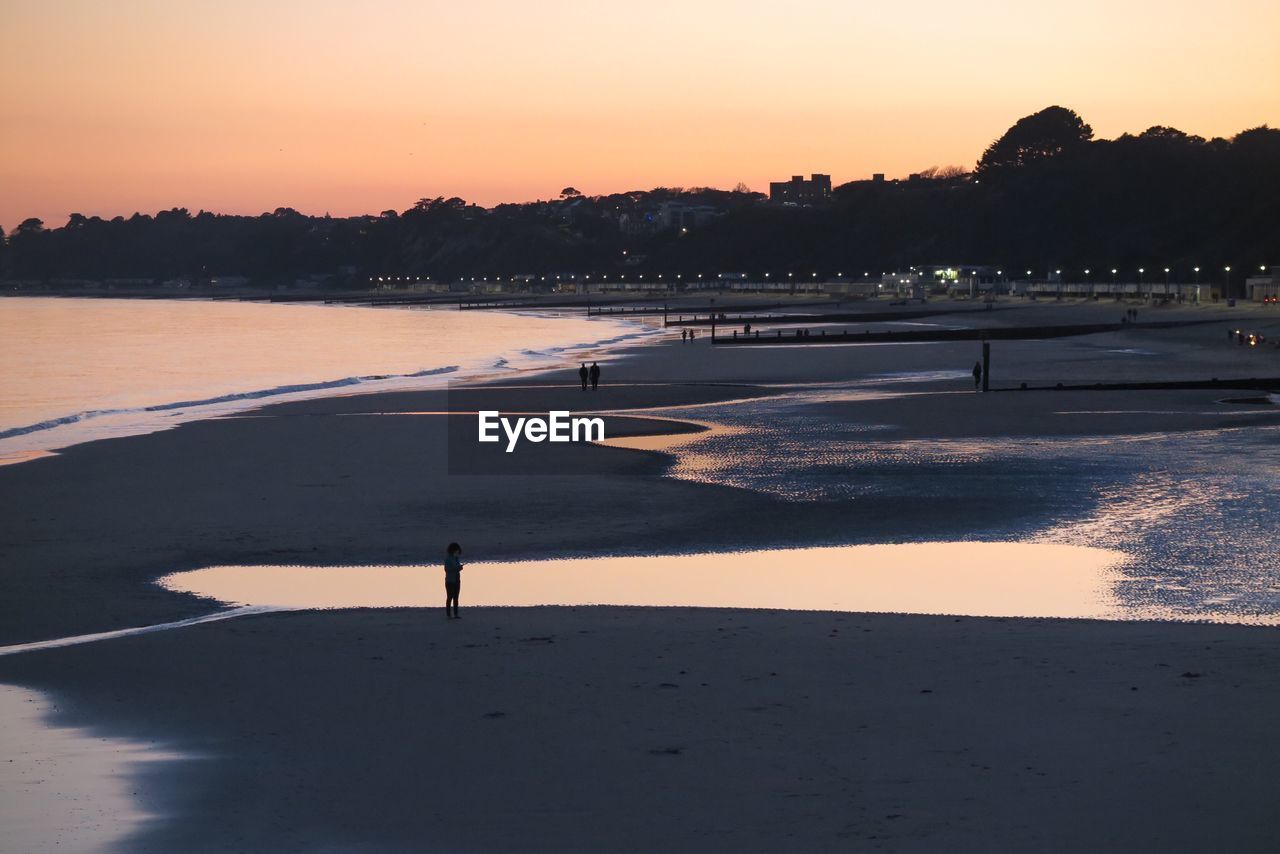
681;329;688;343
972;360;983;391
578;363;589;391
444;542;463;619
589;361;601;391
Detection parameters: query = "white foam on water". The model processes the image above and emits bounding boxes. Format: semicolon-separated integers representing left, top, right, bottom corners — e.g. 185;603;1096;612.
0;298;661;463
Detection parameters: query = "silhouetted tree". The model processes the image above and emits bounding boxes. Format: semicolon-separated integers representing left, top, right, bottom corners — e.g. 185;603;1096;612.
3;110;1276;288
1138;125;1205;144
976;106;1093;175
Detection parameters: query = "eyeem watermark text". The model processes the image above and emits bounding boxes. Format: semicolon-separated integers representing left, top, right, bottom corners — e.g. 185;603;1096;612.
478;411;605;453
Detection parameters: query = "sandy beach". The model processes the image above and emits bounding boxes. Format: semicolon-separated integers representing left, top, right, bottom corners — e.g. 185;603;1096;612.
4;607;1279;853
3;298;1280;851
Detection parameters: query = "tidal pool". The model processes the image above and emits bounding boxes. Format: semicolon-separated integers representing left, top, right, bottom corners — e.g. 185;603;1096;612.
158;542;1135;621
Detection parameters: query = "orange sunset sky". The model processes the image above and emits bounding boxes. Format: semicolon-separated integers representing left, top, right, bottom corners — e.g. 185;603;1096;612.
2;0;1277;229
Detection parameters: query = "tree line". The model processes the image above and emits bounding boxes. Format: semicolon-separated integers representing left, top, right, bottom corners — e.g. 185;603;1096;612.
2;107;1276;288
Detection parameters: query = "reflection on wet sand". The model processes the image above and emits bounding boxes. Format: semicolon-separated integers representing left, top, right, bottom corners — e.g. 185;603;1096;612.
594;416;736;452
0;684;185;853
0;450;56;467
157;542;1134;621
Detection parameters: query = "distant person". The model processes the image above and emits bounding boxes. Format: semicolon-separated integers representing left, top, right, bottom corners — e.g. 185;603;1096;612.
444;542;463;619
578;362;589;390
589;361;600;391
681;328;688;342
972;360;983;391
744;322;751;335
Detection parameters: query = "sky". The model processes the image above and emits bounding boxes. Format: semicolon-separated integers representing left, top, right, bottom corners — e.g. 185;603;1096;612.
2;0;1278;229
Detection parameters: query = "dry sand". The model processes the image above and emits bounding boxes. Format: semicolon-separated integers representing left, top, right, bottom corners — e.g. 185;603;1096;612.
2;299;1280;851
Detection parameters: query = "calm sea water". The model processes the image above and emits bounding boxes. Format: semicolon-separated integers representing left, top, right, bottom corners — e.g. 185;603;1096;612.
0;297;648;461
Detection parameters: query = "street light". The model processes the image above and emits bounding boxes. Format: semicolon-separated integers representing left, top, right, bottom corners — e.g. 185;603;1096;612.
1224;265;1232;300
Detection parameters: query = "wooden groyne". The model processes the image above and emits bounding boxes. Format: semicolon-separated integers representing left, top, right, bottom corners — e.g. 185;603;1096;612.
459;298;640;311
593;300;832;318
327;295;466;307
667;306;1005;327
712;318;1223;345
999;377;1280;393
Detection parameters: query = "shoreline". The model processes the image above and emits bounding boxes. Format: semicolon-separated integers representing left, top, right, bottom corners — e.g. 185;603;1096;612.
0;297;659;465
4;299;1280;643
3;299;1280;850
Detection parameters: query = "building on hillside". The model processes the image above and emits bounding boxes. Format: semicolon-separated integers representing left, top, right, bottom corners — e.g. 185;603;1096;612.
658;202;724;230
769;174;832;205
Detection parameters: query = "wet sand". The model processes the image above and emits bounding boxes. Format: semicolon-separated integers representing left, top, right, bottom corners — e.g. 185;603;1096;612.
3;609;1278;852
2;299;1280;851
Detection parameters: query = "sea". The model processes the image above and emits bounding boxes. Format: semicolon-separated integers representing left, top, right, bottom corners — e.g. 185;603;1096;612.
0;296;651;463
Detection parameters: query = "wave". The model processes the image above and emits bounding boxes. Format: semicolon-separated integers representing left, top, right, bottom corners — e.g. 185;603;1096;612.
0;312;660;456
517;328;660;359
0;366;461;441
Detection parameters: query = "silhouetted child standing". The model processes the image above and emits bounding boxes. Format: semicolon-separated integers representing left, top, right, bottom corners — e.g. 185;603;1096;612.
578;363;589;390
589;362;600;390
972;360;983;391
444;542;463;619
